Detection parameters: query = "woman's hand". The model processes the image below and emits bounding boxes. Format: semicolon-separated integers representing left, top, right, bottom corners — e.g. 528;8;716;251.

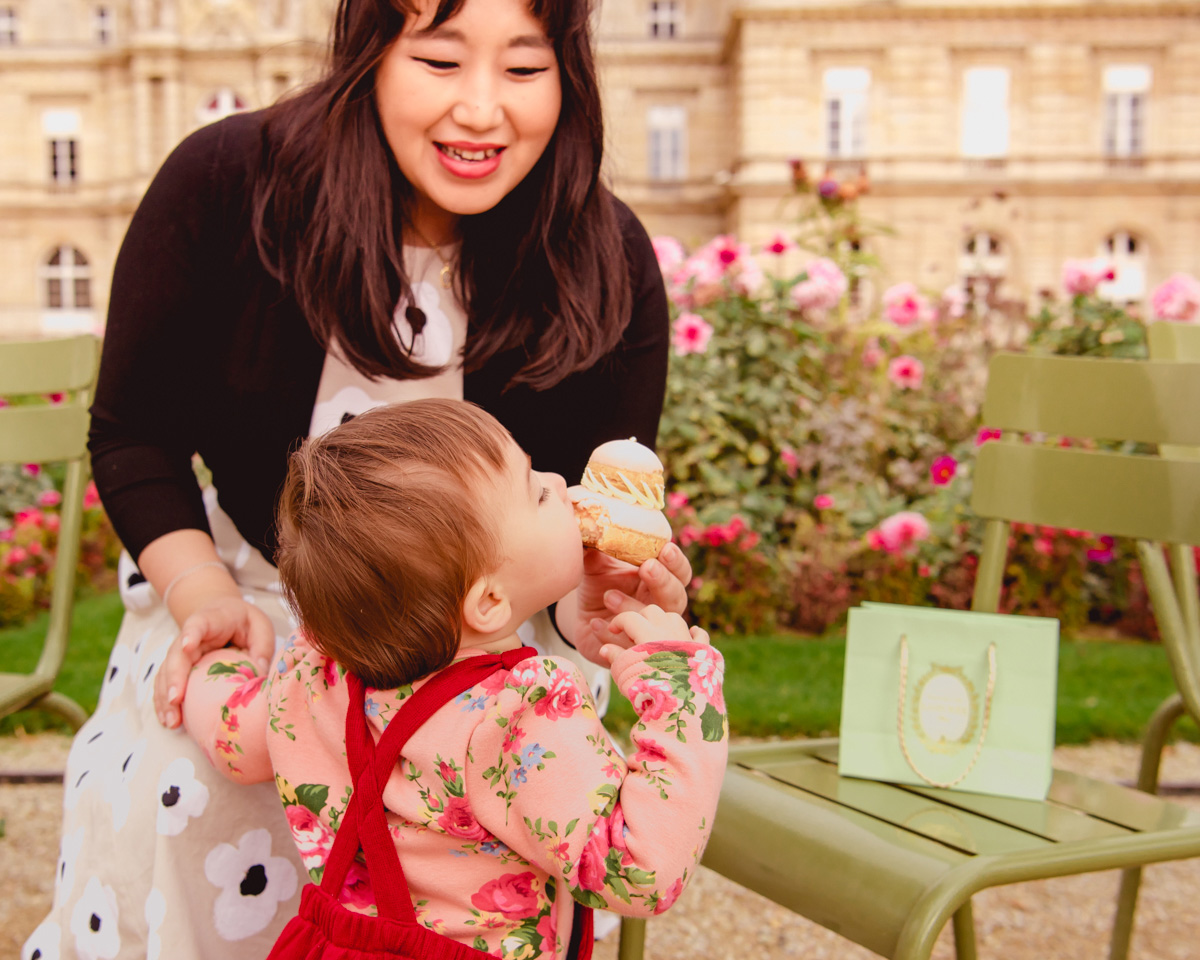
153;596;276;729
555;541;693;665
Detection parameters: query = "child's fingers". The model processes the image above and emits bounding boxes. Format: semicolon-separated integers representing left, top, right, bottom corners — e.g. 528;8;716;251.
688;625;711;645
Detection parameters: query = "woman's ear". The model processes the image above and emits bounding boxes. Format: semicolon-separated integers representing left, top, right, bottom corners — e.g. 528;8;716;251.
462;575;513;636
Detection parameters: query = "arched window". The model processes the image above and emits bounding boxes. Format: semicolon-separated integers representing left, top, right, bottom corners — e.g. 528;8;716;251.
42;246;92;310
958;231;1009;312
196;88;249;126
1098;231;1147;302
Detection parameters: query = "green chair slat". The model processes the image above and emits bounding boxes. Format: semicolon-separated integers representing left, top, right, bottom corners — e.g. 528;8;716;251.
811;744;1132;845
0;405;91;465
0;334;99;395
1147;321;1200;364
981;354;1200;446
752;754;1051;857
972;444;1200;546
1046;768;1200;833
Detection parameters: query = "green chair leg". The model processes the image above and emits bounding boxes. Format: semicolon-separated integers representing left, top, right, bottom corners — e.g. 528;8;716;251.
618;917;646;960
32;690;91;732
952;901;978;960
1109;694;1187;960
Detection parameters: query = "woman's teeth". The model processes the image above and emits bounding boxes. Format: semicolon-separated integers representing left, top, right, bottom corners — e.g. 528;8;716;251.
440;145;501;161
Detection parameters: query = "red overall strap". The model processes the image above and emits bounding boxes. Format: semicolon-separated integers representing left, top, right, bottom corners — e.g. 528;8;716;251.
319;647;539;922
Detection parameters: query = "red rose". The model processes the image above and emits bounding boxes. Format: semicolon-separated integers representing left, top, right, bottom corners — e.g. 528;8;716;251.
533;670;582;721
576;825;610;892
439;760;458;785
471;872;540;919
438;796;490;842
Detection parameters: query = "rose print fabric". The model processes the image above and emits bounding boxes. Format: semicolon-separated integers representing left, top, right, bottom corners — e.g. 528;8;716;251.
183;636;729;960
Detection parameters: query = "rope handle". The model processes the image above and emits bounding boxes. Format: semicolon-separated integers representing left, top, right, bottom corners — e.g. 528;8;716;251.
896;636;997;790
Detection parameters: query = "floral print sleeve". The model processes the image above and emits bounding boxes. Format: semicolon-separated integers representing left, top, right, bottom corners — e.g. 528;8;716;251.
467;642;728;918
182;650;273;785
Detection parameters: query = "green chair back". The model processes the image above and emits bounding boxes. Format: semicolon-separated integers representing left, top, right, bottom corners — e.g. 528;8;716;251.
970;351;1200;725
0;334;100;725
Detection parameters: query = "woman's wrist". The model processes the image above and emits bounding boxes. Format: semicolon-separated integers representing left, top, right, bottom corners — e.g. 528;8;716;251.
138;529;240;627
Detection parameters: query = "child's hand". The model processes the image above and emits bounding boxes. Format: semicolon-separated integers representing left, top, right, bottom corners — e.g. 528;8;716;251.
596;604;710;665
153;596;274;728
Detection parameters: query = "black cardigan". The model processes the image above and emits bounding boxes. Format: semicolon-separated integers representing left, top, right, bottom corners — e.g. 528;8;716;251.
89;111;670;565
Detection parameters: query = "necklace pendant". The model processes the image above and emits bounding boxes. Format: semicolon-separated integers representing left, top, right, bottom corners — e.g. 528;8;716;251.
440;263;452;289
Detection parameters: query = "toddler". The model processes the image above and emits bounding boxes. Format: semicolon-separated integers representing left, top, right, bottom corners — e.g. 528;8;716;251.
182;399;728;960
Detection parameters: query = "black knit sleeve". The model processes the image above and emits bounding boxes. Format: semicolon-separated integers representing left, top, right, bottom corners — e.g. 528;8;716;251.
469;196;671;484
88;116;254;562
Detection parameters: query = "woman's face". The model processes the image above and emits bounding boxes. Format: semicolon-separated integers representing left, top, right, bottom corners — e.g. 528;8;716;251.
376;0;562;241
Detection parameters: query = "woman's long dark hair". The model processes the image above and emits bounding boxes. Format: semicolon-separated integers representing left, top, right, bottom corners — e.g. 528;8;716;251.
252;0;630;390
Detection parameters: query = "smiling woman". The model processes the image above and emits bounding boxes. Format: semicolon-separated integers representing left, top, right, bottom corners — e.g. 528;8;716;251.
31;0;690;957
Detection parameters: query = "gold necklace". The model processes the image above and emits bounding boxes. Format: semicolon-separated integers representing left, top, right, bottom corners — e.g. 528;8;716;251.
409;222;454;290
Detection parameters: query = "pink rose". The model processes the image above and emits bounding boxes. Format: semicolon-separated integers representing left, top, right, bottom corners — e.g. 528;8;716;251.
763;231;795;256
22;463;40;477
677;524;702;546
502;725;524;754
672;312;714;356
789;257;847;313
479;668;510;696
1150;273;1200;323
576;827;610;893
882;282;933;327
634;738;668;765
83;482;101;509
975;427;1002;446
608;805;633;866
1061;258;1113;296
930;455;958;486
286;804;334;871
651;236;685;274
225;667;265;709
438;795;491;841
887;355;924;390
780;446;800;479
861;337;885;369
37;489;62;508
340;859;375;911
688;647;725;712
655;877;686;915
814;494;835;510
536;908;557;949
439;760;458;785
533;669;583;721
627;678;679;721
322;657;340;689
871;511;932;555
941;284;968;319
471;872;540;919
509;660;539;689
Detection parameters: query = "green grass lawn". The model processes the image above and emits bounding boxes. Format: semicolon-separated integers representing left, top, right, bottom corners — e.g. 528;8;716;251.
3;590;1197;746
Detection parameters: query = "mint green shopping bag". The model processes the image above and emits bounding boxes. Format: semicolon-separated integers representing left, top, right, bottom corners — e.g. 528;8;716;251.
838;603;1059;801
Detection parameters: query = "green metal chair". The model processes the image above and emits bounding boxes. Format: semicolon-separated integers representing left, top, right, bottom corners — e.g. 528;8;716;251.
0;334;100;731
1106;321;1200;959
618;351;1200;960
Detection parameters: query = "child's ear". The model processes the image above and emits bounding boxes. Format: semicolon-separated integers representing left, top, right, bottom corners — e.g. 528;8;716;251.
462;575;512;635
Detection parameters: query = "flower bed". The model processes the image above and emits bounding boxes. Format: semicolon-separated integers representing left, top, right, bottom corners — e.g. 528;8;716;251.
655;169;1200;637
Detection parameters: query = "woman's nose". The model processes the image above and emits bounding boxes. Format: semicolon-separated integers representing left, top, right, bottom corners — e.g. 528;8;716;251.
450;69;503;131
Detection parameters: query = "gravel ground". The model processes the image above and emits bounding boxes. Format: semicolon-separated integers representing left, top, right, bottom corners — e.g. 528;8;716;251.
3;734;1199;960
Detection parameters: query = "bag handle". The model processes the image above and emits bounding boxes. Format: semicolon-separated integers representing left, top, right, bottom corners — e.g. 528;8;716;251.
896;636;997;790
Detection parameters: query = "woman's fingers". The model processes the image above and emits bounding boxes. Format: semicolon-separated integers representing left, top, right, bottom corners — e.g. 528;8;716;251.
636;544;691;614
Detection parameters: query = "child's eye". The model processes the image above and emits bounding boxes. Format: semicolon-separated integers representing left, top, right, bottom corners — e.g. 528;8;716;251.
538;487;550;504
414;57;457;70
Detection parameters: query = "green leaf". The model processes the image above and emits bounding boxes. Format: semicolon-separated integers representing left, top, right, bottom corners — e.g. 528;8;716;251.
206;661;245;676
700;703;726;742
295;783;330;816
570;887;608;910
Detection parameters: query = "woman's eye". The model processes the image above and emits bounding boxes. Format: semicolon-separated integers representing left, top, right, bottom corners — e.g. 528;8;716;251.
538;487;550;504
415;57;457;70
509;66;550;77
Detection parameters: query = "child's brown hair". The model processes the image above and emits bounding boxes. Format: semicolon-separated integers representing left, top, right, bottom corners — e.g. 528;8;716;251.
276;399;511;688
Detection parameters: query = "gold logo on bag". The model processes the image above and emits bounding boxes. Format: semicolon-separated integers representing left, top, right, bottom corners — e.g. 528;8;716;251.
911;665;980;755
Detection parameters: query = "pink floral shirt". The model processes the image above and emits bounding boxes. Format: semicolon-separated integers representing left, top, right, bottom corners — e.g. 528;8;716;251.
183;636;728;960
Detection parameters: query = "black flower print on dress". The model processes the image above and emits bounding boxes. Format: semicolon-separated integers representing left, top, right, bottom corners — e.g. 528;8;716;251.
204;827;299;940
21;918;61;960
69;877;120;960
156;757;210;836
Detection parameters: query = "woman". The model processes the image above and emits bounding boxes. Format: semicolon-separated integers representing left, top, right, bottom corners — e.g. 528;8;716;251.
24;1;687;958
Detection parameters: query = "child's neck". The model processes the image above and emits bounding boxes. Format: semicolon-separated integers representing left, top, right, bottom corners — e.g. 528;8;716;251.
456;630;525;657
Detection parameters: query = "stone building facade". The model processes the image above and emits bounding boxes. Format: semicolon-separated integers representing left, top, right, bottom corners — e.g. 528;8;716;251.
1;0;1197;335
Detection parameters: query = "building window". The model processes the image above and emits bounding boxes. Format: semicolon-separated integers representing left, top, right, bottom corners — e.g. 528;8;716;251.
1098;231;1146;302
196;87;249;125
961;67;1010;159
647;106;687;181
94;5;113;44
824;68;869;159
0;7;17;45
648;0;680;39
1104;65;1149;159
959;231;1009;312
43;109;81;187
42;247;92;311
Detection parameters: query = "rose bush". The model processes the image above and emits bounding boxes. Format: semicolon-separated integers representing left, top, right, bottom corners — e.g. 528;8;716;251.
654;167;1195;637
